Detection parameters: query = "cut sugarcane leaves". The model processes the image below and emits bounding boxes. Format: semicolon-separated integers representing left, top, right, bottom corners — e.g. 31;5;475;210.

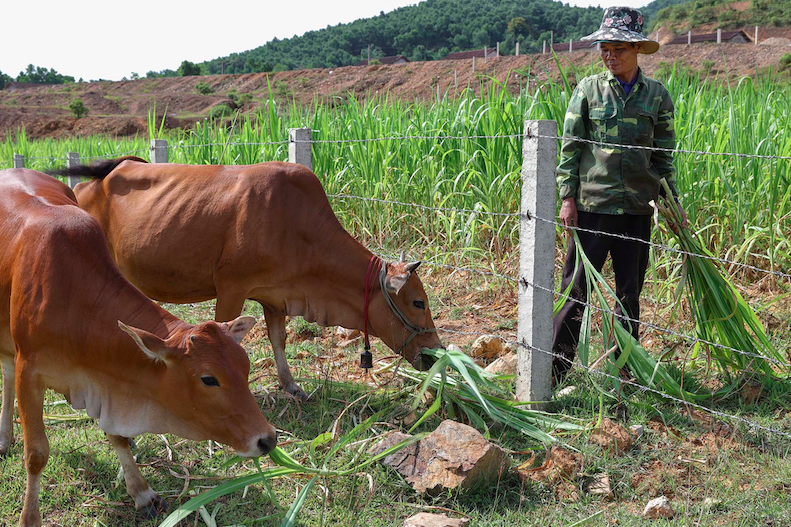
654;178;788;381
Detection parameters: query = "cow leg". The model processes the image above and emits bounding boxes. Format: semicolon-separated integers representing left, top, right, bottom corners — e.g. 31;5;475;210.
0;355;15;456
16;367;48;527
214;290;246;323
262;307;307;400
107;434;167;517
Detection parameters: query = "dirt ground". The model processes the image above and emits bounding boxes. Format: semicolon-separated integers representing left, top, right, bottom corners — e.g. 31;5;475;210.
2;38;790;140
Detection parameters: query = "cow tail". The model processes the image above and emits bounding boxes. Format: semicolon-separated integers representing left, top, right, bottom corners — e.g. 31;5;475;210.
46;155;148;180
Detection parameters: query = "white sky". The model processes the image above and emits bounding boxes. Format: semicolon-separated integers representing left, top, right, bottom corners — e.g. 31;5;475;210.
2;0;644;82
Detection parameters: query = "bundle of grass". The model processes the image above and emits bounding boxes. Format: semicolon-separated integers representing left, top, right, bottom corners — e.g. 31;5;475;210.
392;346;584;442
653;178;789;382
568;230;723;401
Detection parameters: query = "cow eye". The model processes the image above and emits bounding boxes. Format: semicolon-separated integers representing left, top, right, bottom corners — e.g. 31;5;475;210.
413;300;425;310
201;375;220;387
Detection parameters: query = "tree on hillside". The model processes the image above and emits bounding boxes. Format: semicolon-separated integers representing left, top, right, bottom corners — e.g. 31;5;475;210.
178;60;201;76
16;64;75;84
0;70;12;89
507;17;529;38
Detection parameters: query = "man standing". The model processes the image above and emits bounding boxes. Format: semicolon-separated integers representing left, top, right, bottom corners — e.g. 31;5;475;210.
552;6;687;383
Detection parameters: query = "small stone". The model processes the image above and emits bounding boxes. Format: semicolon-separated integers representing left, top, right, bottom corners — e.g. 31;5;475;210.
587;473;614;498
556;385;577;398
484;353;517;375
643;495;675;519
403;512;470;527
470;335;504;360
629;425;645;440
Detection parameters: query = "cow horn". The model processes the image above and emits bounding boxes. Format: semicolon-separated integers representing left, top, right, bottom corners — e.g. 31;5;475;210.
399;251;406;263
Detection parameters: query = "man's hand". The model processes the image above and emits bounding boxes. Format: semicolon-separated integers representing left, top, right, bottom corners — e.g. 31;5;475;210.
668;200;688;234
559;198;578;230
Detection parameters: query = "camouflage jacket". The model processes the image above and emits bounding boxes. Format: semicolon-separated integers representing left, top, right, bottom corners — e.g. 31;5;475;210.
556;69;678;215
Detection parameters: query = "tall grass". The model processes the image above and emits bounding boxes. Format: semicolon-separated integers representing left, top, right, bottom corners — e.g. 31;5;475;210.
2;67;789;279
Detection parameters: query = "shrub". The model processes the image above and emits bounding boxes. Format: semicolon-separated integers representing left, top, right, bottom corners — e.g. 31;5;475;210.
208;102;233;119
227;89;253;107
780;53;791;71
196;81;212;95
69;98;88;118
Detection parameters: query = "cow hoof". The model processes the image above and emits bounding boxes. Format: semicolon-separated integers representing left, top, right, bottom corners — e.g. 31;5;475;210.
140;495;168;518
284;383;309;402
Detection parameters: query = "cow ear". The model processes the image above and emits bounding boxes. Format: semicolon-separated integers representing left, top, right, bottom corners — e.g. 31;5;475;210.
223;316;257;343
404;261;421;274
118;321;180;364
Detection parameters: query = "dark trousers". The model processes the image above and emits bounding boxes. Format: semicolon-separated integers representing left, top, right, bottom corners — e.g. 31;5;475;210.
552;211;652;381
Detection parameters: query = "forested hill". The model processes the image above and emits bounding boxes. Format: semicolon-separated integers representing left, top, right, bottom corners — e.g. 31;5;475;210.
200;0;605;74
193;0;690;76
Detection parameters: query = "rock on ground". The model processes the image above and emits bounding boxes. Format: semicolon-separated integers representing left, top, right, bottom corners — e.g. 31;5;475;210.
484;352;517;375
403;512;470;527
643;495;675;519
371;420;508;495
470;335;504;360
586;473;613;499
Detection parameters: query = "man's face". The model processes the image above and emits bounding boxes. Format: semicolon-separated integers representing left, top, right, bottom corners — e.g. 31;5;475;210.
600;42;642;80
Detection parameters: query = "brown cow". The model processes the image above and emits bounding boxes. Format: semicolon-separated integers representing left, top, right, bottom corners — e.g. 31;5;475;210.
0;169;277;526
60;157;444;399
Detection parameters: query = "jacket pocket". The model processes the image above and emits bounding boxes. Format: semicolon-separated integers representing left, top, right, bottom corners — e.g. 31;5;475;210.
588;106;617;145
635;109;658;146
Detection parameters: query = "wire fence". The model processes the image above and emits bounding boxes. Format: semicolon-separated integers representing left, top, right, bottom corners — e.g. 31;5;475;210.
8;128;791;446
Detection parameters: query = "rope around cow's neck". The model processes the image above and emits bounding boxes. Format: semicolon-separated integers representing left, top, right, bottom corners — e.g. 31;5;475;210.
361;255;437;369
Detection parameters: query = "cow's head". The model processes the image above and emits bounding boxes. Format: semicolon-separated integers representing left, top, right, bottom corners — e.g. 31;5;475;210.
368;258;444;370
118;317;277;457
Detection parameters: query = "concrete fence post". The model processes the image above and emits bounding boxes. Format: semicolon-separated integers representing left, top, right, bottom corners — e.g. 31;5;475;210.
454;70;458;91
516;119;557;407
516;42;520;56
13;154;24;169
484;46;488;63
496;42;500;57
472;57;476;73
755;26;758;45
688;31;692;46
150;139;168;163
543;41;546;55
717;28;722;44
288;128;312;171
569;39;573;53
66;152;81;189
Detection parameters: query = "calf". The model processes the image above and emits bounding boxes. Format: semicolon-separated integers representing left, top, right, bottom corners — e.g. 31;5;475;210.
0;169;277;526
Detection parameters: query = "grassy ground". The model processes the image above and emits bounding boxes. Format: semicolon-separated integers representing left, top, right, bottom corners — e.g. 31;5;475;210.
1;263;790;527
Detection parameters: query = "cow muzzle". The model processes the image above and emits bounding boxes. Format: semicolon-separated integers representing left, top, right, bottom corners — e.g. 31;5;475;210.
411;346;443;371
239;430;278;458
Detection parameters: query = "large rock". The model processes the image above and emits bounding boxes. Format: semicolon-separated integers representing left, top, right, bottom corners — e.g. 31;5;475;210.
484;352;517;375
372;420;508;495
403;513;470;527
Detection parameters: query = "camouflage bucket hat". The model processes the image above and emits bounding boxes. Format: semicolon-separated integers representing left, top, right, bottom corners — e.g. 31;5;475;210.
581;6;659;54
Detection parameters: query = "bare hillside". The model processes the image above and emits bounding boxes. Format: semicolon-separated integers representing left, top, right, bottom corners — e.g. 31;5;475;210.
1;40;789;140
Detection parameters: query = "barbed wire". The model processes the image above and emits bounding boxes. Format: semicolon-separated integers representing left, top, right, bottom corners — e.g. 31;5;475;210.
368;247;518;283
369;239;789;368
81;149;150;161
326;192;791;280
167;140;289;149
531;214;791;280
437;326;791;441
328;193;520;219
518;276;791;369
